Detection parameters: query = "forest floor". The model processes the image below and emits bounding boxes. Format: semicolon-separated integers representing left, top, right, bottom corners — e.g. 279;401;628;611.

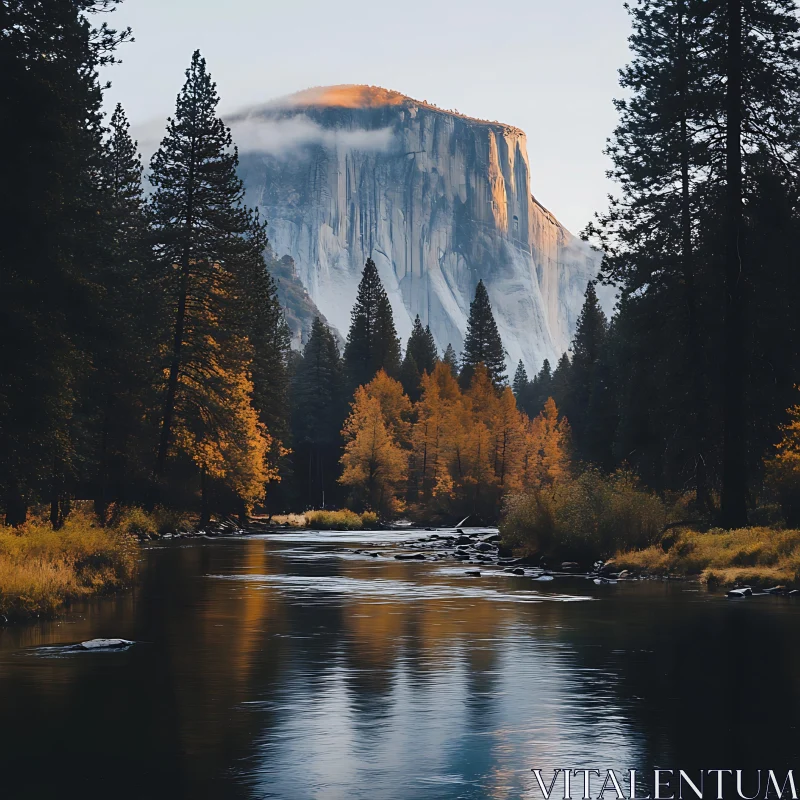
0;509;136;622
611;526;800;588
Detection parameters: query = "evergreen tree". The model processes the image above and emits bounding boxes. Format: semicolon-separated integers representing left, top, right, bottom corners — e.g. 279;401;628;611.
512;361;529;397
593;0;800;523
442;344;459;378
550;353;572;416
519;358;553;418
233;214;292;509
460;280;507;388
0;0;128;525
149;51;273;518
292;318;345;508
400;351;422;403
343;258;401;388
89;103;161;518
406;315;439;375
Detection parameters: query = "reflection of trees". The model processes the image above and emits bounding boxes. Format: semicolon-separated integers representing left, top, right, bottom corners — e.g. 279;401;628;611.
4;543;798;800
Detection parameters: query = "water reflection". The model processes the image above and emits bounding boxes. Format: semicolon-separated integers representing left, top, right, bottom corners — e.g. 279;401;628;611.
0;532;798;800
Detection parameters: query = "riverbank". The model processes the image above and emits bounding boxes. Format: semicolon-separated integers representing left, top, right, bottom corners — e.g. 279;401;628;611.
610;526;800;588
0;510;136;622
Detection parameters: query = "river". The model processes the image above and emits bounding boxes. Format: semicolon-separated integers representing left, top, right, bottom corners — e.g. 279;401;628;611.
0;528;798;800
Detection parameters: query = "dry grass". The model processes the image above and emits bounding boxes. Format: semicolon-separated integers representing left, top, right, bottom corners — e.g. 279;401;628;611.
0;509;137;622
267;513;307;528
304;509;380;530
613;527;800;587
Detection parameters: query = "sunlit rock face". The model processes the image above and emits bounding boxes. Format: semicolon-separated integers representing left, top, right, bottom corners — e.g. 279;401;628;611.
233;85;601;371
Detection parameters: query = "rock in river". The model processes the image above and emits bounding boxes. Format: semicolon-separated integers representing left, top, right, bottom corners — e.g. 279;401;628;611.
464;569;481;577
394;552;426;560
727;587;753;598
77;639;134;650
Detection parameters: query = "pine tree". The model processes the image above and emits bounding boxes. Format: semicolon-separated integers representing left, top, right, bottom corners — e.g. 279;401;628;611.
567;281;608;462
442;344;459;378
90;103;160;518
148;51;275;520
512;361;529;397
400;351;422;403
0;0;127;525
343;258;401;388
232;213;292;506
592;0;800;523
550;353;572;415
406;315;439;374
292;317;345;508
522;358;553;418
460;280;507;388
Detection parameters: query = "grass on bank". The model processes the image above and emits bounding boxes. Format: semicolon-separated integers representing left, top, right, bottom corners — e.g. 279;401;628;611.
500;468;800;588
613;526;800;588
304;509;379;530
0;508;137;622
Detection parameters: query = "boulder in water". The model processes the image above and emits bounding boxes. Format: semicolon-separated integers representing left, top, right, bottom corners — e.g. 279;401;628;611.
77;639;134;650
464;569;481;577
727;587;753;598
394;552;426;560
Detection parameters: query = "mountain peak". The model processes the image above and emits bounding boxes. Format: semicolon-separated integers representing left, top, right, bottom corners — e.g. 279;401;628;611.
267;84;523;133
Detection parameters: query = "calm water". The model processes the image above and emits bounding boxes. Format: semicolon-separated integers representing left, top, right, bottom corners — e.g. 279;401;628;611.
0;529;798;800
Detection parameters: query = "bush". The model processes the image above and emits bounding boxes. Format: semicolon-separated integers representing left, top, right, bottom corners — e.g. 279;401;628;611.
0;509;136;621
116;507;158;538
304;509;380;530
500;469;666;563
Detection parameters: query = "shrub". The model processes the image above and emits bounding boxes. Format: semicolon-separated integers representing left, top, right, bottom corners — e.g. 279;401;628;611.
304;509;380;530
116;507;158;538
0;509;136;621
500;468;666;563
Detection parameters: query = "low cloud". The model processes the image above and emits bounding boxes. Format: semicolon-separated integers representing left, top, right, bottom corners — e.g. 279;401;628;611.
229;114;396;157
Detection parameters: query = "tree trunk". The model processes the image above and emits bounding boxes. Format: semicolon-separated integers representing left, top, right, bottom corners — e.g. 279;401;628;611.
199;466;211;528
678;0;712;515
4;486;28;527
720;0;748;528
155;138;196;478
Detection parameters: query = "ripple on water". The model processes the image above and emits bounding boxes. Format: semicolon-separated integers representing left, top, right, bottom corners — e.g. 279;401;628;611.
205;573;592;604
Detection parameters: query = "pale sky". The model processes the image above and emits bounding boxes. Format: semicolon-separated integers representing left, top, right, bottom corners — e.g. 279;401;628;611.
100;0;632;234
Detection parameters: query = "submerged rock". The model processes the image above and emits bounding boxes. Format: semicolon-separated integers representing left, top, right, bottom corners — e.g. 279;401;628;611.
464;569;481;577
394;552;426;560
77;639;134;650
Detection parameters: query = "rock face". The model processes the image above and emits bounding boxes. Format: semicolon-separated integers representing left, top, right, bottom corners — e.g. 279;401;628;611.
233;85;601;371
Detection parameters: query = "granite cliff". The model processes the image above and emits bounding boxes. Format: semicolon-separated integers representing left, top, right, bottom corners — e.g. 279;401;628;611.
233;85;601;370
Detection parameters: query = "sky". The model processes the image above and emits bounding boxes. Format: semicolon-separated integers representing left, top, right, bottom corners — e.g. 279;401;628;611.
100;0;633;234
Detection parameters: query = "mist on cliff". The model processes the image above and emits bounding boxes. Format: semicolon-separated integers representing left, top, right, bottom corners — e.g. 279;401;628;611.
229;114;395;158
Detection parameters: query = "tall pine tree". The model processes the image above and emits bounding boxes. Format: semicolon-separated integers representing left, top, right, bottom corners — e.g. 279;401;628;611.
292;317;345;508
460;280;507;389
343;258;401;388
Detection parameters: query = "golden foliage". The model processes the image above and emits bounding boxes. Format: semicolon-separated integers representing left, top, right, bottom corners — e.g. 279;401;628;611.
341;358;573;521
765;391;800;525
340;386;408;516
173;334;274;509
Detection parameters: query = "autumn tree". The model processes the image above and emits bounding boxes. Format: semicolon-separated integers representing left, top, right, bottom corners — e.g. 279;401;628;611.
149;51;278;519
410;363;462;507
522;398;572;490
339;387;407;516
